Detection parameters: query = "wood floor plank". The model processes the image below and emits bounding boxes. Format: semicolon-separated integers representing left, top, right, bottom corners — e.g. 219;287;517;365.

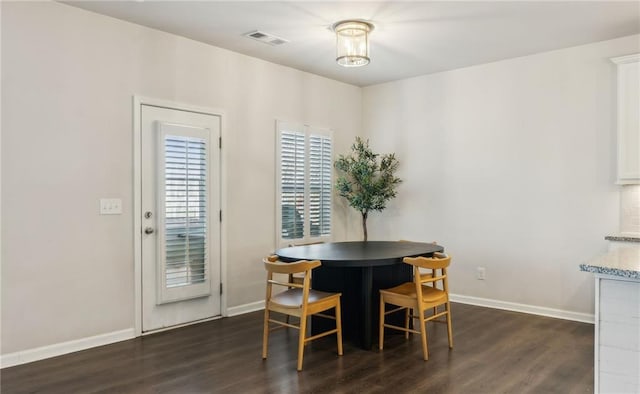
0;303;593;393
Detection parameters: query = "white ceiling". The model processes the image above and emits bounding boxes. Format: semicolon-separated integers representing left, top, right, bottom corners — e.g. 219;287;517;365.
65;1;640;87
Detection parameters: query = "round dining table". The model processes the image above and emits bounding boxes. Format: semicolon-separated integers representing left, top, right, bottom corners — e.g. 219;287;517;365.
276;241;444;349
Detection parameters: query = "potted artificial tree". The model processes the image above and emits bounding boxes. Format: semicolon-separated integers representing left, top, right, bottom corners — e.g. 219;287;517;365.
334;137;402;241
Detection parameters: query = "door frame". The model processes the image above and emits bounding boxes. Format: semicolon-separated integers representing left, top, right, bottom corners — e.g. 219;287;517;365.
132;96;228;336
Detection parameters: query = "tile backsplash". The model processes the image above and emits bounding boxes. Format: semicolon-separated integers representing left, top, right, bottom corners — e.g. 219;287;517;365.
621;185;640;235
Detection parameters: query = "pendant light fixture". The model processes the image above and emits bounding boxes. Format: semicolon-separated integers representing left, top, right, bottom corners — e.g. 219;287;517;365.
332;20;374;67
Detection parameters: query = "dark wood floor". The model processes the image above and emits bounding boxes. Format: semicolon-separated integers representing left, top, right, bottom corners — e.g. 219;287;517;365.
1;303;593;393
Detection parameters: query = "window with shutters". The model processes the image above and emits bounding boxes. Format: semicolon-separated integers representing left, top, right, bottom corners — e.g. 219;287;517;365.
164;135;207;288
276;121;332;247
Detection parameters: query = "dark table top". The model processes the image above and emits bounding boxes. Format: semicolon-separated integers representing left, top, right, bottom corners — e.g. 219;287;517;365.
275;241;444;268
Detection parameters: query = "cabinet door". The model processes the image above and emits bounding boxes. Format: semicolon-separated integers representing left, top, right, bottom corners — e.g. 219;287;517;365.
612;54;640;184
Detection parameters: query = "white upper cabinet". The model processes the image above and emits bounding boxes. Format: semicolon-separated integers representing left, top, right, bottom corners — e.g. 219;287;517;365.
611;54;640;184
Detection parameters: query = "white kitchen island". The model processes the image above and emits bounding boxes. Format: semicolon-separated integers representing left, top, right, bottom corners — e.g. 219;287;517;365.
581;246;640;394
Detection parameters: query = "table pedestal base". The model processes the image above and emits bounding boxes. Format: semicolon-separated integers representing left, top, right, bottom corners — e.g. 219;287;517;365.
311;264;412;349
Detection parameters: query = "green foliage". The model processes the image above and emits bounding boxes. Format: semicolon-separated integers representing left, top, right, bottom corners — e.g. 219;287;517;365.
335;136;402;218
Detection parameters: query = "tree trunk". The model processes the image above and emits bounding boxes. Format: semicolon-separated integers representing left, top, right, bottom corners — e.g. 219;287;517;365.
362;211;368;242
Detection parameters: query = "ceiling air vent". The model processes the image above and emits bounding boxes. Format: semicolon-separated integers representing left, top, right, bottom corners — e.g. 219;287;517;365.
244;30;289;46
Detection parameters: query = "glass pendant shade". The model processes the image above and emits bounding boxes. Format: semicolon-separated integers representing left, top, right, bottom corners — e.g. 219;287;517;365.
333;20;373;67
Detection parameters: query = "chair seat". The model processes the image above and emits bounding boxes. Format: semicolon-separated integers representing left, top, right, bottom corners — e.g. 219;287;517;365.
270;288;341;308
380;282;447;303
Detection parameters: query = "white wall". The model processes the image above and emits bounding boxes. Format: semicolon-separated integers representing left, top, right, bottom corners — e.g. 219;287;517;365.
1;2;361;355
363;35;639;315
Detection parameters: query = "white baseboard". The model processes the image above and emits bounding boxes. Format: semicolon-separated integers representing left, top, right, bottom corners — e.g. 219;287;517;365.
1;328;135;369
226;300;264;317
450;293;594;324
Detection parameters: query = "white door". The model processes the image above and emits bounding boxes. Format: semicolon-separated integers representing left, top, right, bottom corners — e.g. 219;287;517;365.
141;104;221;332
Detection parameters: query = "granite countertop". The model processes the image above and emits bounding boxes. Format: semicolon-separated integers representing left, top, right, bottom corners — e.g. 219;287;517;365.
580;247;640;279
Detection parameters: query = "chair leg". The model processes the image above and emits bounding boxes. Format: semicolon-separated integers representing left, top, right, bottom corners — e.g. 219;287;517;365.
419;312;429;361
336;303;343;356
404;307;410;339
262;309;270;359
379;295;385;350
297;314;307;371
446;301;454;349
286;274;294;325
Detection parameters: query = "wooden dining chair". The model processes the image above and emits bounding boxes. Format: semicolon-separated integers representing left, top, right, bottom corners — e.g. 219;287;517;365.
262;255;343;371
378;252;453;360
283;242;325;324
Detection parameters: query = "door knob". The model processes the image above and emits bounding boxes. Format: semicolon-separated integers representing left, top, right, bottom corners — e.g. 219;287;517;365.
144;227;154;234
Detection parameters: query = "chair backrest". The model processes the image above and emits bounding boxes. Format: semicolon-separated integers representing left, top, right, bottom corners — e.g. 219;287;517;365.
263;255;321;275
262;255;321;306
403;253;451;293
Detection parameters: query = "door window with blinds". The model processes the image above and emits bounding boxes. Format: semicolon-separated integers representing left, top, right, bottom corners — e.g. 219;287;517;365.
156;122;212;304
276;121;332;247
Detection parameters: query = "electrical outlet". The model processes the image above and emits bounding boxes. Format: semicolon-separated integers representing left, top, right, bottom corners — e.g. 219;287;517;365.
476;267;486;280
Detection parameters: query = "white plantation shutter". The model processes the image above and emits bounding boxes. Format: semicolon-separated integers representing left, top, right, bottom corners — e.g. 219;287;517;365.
309;133;332;237
156;121;212;304
164;136;207;288
277;121;332;247
280;130;305;240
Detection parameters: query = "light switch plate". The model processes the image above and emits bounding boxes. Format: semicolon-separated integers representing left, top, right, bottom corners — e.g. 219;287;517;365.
100;198;122;215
